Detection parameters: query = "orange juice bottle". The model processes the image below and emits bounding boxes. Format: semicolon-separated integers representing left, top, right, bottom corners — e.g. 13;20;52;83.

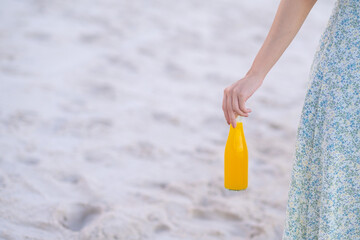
224;115;248;191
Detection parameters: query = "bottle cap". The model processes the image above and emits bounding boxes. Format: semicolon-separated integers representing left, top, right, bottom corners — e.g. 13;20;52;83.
236;115;243;123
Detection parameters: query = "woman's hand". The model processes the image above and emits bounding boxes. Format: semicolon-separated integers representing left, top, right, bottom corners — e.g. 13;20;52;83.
222;72;264;128
220;0;318;128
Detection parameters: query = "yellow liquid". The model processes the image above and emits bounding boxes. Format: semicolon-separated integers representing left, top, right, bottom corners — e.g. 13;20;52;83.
224;122;248;191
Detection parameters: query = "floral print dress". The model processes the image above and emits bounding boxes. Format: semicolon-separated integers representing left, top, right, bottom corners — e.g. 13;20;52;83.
282;0;360;239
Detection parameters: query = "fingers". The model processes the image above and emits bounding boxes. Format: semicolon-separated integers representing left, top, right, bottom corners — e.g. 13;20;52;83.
222;90;230;125
233;95;248;117
226;93;236;128
223;86;253;126
238;95;251;114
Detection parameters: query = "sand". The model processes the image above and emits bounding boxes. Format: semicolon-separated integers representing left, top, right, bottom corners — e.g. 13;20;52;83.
0;0;335;239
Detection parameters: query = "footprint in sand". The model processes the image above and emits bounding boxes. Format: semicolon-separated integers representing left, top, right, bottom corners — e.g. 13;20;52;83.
147;212;172;234
123;141;163;160
79;33;102;44
229;222;266;239
104;55;138;72
85;82;117;101
25;31;51;41
17;156;41;166
154;223;171;233
86;118;113;136
191;207;243;222
164;61;187;79
147;181;193;201
56;173;83;185
55;203;102;232
83;148;115;164
152;111;180;126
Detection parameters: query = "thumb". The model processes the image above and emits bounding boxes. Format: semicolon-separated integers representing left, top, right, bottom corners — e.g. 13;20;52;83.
238;96;251;113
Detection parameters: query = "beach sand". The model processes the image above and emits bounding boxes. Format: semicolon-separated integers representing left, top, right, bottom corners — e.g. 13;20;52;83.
0;0;335;239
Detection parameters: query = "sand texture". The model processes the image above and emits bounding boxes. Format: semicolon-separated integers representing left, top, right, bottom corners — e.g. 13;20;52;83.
0;0;335;239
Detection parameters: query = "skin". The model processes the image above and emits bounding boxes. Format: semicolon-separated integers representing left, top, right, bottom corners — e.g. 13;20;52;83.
222;0;318;128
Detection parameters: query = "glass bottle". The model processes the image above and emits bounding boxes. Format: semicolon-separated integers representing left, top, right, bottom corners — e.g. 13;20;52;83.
224;115;248;191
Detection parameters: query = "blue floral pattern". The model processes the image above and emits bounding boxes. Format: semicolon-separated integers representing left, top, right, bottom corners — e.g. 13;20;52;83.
282;0;360;239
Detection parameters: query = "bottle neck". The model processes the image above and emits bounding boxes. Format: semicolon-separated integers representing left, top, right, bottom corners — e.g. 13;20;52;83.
236;115;243;123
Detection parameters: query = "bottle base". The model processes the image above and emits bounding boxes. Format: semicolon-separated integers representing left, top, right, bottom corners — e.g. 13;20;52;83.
224;186;248;191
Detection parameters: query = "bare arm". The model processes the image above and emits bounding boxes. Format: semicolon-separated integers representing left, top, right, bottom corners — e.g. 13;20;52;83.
248;0;318;77
222;0;317;128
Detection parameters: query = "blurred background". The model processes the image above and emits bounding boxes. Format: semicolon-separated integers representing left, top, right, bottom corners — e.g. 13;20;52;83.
0;0;335;239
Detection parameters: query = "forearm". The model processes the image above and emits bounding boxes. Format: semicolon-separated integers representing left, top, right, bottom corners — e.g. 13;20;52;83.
247;0;317;79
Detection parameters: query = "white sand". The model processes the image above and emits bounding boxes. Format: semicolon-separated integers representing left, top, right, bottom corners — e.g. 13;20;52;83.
0;0;335;239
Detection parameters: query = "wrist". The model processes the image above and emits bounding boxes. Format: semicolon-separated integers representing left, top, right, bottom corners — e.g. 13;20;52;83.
245;68;267;81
